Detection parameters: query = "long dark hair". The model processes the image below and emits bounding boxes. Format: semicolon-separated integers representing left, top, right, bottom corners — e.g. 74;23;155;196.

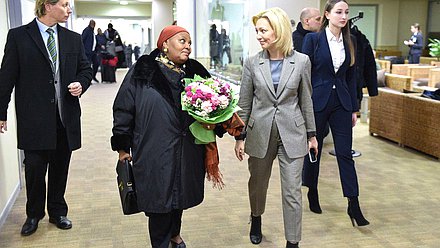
320;0;355;66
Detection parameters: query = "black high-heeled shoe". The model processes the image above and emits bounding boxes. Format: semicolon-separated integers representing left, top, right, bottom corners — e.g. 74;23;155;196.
286;241;299;248
249;215;262;244
347;197;370;226
307;188;322;214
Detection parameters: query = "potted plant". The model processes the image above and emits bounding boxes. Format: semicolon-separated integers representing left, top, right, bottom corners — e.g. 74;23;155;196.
428;38;440;59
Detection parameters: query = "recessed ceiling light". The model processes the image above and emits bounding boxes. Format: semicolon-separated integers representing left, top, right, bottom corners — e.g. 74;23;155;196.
120;1;128;5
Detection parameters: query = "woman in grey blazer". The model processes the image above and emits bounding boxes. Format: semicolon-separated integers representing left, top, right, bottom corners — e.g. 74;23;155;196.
234;7;318;248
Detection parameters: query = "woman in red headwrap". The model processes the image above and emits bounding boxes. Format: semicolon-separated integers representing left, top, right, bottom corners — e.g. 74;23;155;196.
111;25;211;248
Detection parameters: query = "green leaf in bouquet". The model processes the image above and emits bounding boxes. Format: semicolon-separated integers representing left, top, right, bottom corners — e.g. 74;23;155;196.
189;121;216;144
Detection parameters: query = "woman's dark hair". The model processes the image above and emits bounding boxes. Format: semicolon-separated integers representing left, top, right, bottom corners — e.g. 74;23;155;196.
320;0;355;66
108;23;113;29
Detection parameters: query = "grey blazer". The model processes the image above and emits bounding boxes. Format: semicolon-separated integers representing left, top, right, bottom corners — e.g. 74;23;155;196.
238;50;315;159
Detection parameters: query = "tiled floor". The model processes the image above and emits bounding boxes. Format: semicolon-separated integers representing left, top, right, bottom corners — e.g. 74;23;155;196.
0;69;439;248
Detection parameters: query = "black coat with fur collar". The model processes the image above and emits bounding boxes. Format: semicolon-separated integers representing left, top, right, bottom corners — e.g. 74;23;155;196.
111;49;210;213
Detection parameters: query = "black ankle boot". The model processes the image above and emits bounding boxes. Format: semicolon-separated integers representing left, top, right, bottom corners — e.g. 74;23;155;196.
249;215;262;244
286;241;299;248
307;188;322;214
347;197;370;226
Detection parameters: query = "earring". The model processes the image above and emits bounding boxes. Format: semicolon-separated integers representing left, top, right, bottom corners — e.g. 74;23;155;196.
163;48;168;53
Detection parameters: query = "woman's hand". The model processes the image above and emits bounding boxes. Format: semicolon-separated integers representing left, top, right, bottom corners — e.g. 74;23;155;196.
234;140;245;161
118;150;132;161
352;113;357;127
308;136;318;156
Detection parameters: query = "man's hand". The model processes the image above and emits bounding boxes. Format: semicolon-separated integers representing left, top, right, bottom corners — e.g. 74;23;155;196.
0;120;7;133
68;82;83;97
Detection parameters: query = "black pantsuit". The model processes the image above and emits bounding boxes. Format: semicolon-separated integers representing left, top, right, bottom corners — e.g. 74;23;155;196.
302;90;359;197
23;112;71;219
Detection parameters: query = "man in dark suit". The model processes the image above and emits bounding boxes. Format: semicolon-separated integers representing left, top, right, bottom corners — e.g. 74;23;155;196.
0;0;92;236
81;19;99;82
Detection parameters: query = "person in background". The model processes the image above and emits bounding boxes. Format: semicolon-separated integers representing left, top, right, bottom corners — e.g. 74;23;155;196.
292;7;321;52
209;24;220;68
114;34;126;68
134;44;141;60
290;19;296;28
104;23;118;41
0;0;92;236
111;25;211;248
125;43;133;68
404;23;423;64
220;28;232;67
81;19;98;82
301;0;369;227
235;7;317;248
94;27;107;82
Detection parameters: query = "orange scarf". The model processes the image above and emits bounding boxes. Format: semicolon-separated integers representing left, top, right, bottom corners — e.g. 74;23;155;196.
205;113;245;189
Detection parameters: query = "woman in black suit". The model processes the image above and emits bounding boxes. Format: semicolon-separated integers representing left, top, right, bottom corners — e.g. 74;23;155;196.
404;23;423;64
301;0;369;226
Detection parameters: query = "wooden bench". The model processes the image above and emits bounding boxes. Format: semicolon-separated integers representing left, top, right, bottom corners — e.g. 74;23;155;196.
391;64;417;75
375;50;402;58
370;88;405;144
428;68;440;88
376;59;391;72
407;65;436;82
419;56;439;65
370;88;440;159
385;73;412;91
431;61;440;67
402;94;440;159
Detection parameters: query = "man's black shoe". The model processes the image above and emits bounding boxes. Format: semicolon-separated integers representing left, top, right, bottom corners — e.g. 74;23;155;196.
21;217;40;236
49;216;72;230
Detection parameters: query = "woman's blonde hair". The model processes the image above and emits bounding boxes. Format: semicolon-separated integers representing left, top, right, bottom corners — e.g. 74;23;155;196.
35;0;59;18
252;7;293;57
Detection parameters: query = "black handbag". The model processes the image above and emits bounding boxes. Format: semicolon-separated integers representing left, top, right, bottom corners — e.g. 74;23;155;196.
116;159;140;215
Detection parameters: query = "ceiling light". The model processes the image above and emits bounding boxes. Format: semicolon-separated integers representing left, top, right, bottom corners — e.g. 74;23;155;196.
120;1;128;5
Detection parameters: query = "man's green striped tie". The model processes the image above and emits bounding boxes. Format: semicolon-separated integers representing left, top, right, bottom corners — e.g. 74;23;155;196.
46;28;57;72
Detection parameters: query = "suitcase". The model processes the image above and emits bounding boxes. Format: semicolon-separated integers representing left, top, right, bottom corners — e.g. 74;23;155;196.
101;63;116;83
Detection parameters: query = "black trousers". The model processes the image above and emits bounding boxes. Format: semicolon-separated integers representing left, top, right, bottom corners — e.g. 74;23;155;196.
23;111;72;219
147;209;183;248
303;89;359;197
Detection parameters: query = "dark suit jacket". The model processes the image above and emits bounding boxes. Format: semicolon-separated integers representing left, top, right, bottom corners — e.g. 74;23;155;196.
0;19;92;151
302;31;358;113
81;25;95;56
409;32;423;55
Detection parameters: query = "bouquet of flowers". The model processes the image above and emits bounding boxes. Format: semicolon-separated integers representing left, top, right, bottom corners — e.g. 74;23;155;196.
181;74;240;144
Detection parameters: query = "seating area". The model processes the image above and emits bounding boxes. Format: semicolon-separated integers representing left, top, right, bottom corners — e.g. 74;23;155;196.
380;62;440;90
384;73;412;91
370;88;440;159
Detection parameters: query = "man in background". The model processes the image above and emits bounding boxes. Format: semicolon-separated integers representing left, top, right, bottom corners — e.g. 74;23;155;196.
292;7;321;52
82;19;98;82
0;0;92;236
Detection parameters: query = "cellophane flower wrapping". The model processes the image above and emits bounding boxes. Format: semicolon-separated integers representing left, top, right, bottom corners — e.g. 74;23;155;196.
181;74;240;144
